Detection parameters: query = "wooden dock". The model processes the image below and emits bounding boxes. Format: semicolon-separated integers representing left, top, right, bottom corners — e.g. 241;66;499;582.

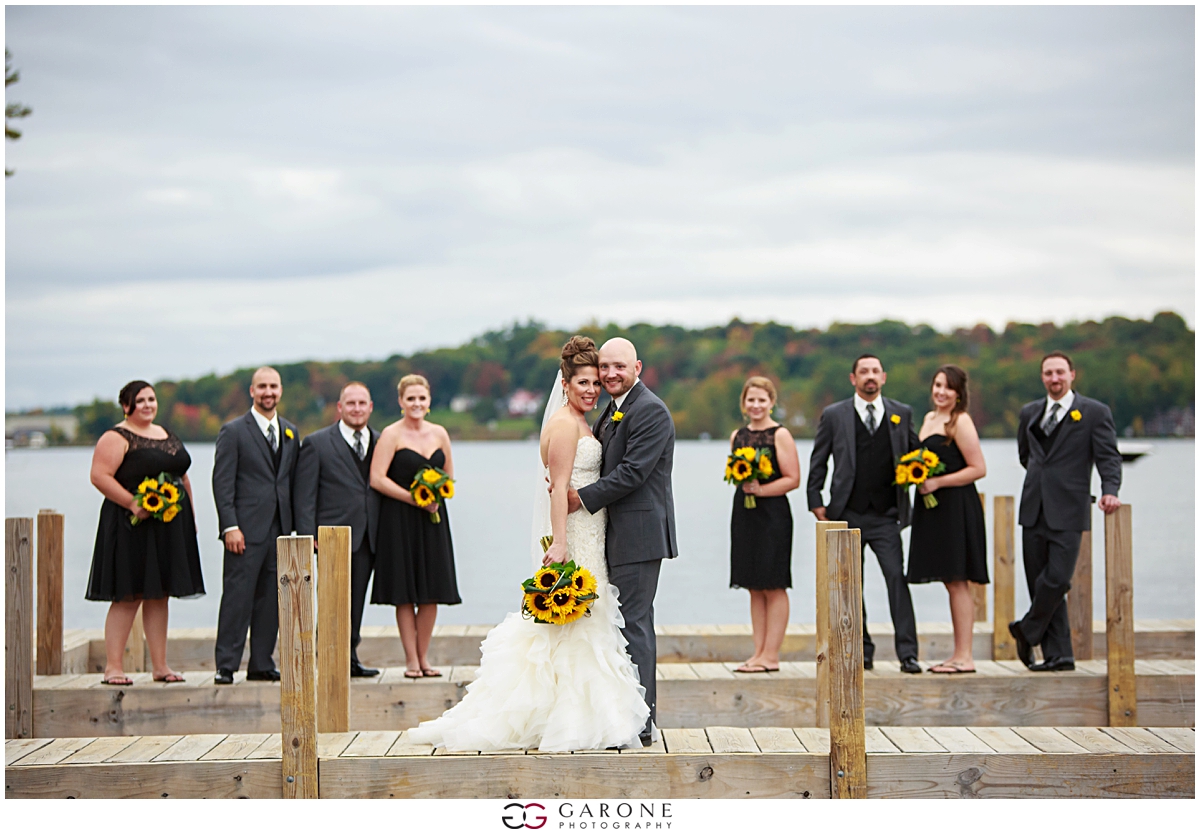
7;725;1193;798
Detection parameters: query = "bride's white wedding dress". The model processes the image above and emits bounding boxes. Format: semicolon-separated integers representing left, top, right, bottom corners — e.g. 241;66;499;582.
406;436;649;752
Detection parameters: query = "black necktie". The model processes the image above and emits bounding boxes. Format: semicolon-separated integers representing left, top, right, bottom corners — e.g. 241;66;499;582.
353;430;365;460
267;423;278;452
865;403;877;435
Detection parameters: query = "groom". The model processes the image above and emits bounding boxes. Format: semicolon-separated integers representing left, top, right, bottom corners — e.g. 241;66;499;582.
568;337;678;745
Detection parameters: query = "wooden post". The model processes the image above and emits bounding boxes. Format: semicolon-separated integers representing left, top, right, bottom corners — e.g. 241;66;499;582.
814;519;848;729
6;518;34;739
1104;505;1136;726
317;526;351;733
123;606;146;673
971;493;988;622
36;510;64;675
1067;530;1094;660
826;527;866;799
991;496;1016;661
278;535;318;798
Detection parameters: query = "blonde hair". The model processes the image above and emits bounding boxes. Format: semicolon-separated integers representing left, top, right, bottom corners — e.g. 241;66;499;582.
740;376;777;413
397;374;430;398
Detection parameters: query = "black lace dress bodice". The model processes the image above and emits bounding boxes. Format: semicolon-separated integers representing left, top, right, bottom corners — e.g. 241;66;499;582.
86;426;205;602
729;425;794;591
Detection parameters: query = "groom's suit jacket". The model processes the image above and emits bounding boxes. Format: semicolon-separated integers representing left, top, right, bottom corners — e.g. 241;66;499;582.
212;410;300;544
578;381;679;567
806;396;920;529
292;422;381;554
1016;394;1121;532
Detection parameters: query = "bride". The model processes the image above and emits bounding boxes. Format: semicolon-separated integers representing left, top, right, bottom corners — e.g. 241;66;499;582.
406;336;649;752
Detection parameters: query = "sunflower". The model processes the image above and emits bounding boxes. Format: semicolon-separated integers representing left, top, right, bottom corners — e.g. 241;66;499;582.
159;482;180;504
162;504;180;523
899;448;921;463
524;592;556;623
895;465;910;486
137;479;160;494
556;602;590;624
734;447;757;461
142;492;165;513
757;455;774;477
730;458;753;482
571;568;598;598
534;568;562;591
438;480;454;499
413;484;436;507
421;468;442;485
549;590;577;617
920;450;940;468
906;462;928;484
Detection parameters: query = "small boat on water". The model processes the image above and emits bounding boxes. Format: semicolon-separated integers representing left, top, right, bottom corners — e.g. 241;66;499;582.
1118;440;1154;463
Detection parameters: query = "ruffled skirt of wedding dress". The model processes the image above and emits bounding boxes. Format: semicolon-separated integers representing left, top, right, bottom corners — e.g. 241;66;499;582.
406;584;649;752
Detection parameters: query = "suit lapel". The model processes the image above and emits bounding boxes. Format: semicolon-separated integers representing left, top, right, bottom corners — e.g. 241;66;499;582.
842;399;857;472
883;398;905;461
330;424;360;482
277;419;298;478
245;411;274;471
1044;398;1079;462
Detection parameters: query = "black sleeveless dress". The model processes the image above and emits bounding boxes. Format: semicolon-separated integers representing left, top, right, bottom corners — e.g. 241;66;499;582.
906;433;988;584
85;427;205;602
371;447;462;606
729;425;793;590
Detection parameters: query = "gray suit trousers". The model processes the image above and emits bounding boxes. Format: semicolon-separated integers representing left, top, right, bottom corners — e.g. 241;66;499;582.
215;517;281;673
608;558;661;737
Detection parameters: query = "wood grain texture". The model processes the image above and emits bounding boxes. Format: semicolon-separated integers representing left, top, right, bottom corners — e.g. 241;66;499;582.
317;526;351;733
11;736;94;766
1105;505;1136;725
706;726;758;753
35;512;64;675
826;528;865;798
5;759;283;798
6;518;34;739
1068;530;1094;660
200;733;272;761
991;497;1016;661
813;520;847;729
277;536;318;798
5;737;53;765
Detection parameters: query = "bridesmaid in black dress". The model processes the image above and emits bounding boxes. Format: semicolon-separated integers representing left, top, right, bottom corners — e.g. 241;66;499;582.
906;365;988;673
729;377;801;673
370;374;460;678
86;381;205;685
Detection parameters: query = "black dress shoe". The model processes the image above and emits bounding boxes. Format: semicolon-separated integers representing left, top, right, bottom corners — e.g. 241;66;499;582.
899;657;923;674
1008;621;1034;667
214;669;234;685
863;657;874;671
350;662;380;678
246;669;281;681
640;734;654;747
1030;656;1075;672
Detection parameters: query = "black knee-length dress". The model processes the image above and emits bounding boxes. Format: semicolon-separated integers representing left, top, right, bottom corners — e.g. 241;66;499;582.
371;447;462;606
729;425;794;590
86;427;205;602
906;434;989;584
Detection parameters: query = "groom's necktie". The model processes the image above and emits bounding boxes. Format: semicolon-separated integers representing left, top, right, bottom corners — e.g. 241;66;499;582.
353;430;365;460
864;403;877;435
599;401;615;443
1041;402;1061;433
267;423;278;452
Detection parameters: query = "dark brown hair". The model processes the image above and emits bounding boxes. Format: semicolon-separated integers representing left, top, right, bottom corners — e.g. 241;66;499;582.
852;353;883;374
118;380;154;416
932;364;969;445
560;336;599;380
1041;350;1074;371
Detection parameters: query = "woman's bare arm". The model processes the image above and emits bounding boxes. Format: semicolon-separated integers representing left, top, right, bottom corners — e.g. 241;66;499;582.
920;415;986;493
542;416;579;565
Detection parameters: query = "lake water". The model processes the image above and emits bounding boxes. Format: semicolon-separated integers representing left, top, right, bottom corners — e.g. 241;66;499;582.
4;439;1194;631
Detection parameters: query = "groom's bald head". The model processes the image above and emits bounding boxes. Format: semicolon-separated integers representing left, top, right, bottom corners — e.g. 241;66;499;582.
598;338;641;398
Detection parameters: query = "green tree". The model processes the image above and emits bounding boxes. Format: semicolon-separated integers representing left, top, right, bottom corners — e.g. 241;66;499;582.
5;49;32;176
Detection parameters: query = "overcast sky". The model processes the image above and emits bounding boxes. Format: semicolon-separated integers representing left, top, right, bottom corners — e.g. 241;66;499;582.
4;4;1194;409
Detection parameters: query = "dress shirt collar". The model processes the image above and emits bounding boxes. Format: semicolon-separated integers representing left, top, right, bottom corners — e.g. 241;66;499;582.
338;419;369;448
613;377;640;411
1044;390;1075;422
853;393;884;424
250;407;279;438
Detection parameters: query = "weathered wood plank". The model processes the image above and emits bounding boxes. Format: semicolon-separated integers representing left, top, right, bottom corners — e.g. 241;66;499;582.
706;726;758;753
12;737;95;766
991;496;1016;661
1101;726;1182;753
5;737;53;765
662;728;710;753
35;512;64;676
924;727;995;753
827;527;865;798
793;728;830;753
1053;726;1131;753
154;733;226;762
968;727;1040;754
105;735;183;763
656;663;698;680
1105;505;1136;725
278;535;318;798
317;526;352;734
814;520;847;729
878;727;945;753
247;733;282;759
318;732;357;757
1010;726;1087;754
863;727;900;753
1146;727;1195;752
750;727;806;753
201;733;271;761
60;736;138;764
6;518;34;739
5;759;283;798
387;731;435;756
342;730;401;757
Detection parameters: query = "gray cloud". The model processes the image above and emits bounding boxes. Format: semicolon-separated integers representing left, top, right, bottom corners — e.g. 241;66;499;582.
4;5;1194;408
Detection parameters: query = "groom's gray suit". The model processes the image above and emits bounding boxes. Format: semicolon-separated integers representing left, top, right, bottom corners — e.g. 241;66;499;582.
578;380;677;737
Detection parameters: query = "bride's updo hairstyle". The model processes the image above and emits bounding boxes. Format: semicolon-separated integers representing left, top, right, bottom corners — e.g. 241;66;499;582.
560;336;599;380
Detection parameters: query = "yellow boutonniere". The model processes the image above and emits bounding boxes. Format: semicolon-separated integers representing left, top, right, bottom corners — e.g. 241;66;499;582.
285;428;294;440
611;411;624;423
890;414;901;425
1069;410;1081;422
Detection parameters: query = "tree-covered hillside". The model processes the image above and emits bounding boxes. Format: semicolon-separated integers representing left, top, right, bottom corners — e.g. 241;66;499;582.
69;312;1193;443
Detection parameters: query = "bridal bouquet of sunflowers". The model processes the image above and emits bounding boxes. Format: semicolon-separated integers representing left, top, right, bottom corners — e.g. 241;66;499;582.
521;536;599;625
410;465;454;523
895;448;947;509
130;473;185;526
724;446;774;508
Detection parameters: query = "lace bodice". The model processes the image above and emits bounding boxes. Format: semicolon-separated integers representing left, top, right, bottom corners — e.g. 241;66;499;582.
564;436;608;582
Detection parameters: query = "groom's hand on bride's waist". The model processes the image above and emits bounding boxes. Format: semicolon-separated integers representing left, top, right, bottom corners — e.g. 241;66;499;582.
567;488;582;514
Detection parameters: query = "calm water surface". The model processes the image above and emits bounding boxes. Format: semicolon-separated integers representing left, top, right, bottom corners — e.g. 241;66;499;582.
4;439;1194;630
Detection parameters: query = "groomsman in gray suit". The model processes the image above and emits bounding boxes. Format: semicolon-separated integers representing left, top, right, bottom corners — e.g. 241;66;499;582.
807;354;922;673
212;367;301;684
293;381;381;677
1010;351;1122;672
568;338;678;745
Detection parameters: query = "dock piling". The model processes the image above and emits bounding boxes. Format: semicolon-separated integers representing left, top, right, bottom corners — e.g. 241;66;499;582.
1068;530;1094;660
991;496;1016;661
317;526;351;733
826;527;866;798
278;535;319;798
6;517;34;739
814;520;847;729
1105;505;1136;726
36;510;64;676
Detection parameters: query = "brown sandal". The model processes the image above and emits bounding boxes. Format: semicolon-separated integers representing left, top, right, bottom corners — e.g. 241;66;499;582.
403;669;423;679
154;672;186;683
101;675;134;686
421;667;442;678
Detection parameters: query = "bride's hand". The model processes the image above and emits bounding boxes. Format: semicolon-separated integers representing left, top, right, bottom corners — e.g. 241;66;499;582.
918;477;940;495
542;539;569;565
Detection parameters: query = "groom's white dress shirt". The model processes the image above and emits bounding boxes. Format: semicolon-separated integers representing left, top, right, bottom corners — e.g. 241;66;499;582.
613;378;640;412
1041;390;1076;429
853;393;883;427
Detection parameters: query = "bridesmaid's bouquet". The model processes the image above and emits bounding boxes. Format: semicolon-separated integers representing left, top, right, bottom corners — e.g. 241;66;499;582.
410;465;454;523
895;449;946;509
130;474;184;525
521;537;599;625
724;446;774;508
